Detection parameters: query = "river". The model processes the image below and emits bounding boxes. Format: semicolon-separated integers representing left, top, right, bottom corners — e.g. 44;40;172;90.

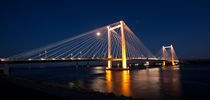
10;64;210;100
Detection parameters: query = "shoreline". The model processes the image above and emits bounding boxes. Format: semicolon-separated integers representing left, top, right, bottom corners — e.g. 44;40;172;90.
179;59;210;65
0;74;138;100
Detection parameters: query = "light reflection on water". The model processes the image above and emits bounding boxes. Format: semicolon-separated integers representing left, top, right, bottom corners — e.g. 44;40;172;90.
11;65;210;100
105;70;131;97
89;66;181;100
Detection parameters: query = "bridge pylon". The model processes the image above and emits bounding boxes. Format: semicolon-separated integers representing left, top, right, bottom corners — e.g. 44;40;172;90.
107;26;112;69
106;20;128;70
162;46;166;66
162;44;176;66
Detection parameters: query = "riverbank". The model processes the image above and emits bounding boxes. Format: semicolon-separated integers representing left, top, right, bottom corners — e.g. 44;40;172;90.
0;75;65;100
0;74;137;100
180;59;210;65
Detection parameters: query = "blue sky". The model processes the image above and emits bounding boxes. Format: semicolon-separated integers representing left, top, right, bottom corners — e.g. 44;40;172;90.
1;0;210;59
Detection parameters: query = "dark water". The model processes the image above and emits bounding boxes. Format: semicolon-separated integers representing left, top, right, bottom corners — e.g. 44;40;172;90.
11;65;210;100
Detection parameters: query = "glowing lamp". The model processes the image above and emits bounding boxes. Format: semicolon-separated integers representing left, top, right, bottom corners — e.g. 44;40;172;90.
96;32;101;36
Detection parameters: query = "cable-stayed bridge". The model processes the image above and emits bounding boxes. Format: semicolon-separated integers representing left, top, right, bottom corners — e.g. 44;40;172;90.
0;21;179;70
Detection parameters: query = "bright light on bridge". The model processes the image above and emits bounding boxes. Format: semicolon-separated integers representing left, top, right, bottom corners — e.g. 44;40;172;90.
52;58;56;60
41;58;46;60
96;32;101;36
62;58;67;60
0;59;8;61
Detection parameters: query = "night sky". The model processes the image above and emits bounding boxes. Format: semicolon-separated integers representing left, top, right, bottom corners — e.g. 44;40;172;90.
1;0;210;59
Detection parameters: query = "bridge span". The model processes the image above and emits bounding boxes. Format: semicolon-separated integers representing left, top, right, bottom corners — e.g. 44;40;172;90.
1;20;179;73
0;58;179;64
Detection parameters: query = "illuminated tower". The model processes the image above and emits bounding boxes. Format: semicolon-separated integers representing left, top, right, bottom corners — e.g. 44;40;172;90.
120;21;127;69
107;26;112;69
162;46;166;66
171;45;175;65
162;45;175;66
107;20;127;69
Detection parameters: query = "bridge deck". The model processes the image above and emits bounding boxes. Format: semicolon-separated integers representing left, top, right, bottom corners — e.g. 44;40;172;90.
0;58;179;64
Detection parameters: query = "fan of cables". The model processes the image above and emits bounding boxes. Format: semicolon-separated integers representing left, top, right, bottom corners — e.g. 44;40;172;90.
9;21;155;59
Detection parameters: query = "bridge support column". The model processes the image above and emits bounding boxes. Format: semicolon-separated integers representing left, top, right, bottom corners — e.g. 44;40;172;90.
120;21;127;69
162;61;166;66
171;45;175;66
3;63;10;75
107;26;112;69
162;46;166;66
106;21;128;69
162;45;176;66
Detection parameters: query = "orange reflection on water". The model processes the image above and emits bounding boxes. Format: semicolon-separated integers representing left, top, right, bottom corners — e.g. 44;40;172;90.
106;70;131;96
106;70;112;92
121;70;131;96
